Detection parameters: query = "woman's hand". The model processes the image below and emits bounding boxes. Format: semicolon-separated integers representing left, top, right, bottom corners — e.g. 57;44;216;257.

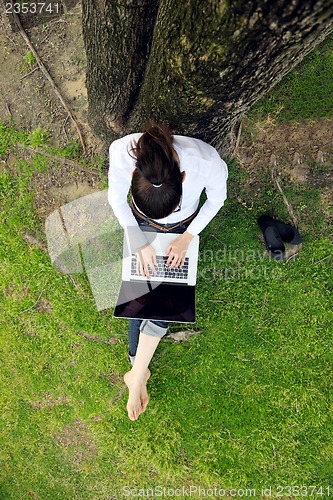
165;231;194;268
136;244;157;279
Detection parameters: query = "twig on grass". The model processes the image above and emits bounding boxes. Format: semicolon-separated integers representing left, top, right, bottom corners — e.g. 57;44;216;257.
62;116;70;142
230;354;252;362
312;254;332;265
269;154;298;227
210;233;224;244
6;102;12;117
109;385;127;407
18;278;48;315
256;292;275;346
226;428;238;443
221;376;232;387
257;334;275;346
16;144;100;176
285;251;300;264
20;66;38;80
11;11;86;154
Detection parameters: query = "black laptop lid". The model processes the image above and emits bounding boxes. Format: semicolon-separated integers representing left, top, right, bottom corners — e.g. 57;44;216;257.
114;281;196;323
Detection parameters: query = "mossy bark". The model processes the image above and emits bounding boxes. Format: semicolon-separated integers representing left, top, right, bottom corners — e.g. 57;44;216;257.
82;0;333;153
82;0;160;142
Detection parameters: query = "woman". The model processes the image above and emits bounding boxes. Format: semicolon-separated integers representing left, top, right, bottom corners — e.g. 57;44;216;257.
108;124;228;421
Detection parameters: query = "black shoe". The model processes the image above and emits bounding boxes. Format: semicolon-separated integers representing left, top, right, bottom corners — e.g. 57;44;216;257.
273;219;302;245
258;214;302;243
258;214;302;260
257;216;285;260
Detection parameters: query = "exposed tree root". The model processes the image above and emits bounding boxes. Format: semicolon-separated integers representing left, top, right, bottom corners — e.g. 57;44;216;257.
17;143;100;175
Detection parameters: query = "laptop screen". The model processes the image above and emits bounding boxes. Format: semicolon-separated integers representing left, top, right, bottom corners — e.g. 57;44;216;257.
114;281;196;323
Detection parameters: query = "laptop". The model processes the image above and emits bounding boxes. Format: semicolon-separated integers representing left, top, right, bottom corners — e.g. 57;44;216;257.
113;229;199;323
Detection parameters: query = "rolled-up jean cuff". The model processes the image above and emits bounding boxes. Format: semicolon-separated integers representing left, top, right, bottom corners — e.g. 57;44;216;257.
140;320;169;338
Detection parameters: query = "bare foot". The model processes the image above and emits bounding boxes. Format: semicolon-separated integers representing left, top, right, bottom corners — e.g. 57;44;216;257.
124;368;151;421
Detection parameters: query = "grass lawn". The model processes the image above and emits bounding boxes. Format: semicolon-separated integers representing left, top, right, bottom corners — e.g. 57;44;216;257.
1;36;333;499
249;34;333;122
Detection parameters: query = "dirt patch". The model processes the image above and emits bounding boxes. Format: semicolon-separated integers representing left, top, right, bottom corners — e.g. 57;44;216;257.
29;391;69;409
49;179;99;203
32;160;101;220
0;3;99;152
0;2;106;223
253;118;333;161
3;283;19;300
236;116;333;233
168;329;201;342
108;373;124;386
238;116;333;185
35;298;53;313
237;118;333;180
54;419;98;472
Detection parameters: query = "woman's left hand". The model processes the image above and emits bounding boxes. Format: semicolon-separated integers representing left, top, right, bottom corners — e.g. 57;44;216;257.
165;231;194;268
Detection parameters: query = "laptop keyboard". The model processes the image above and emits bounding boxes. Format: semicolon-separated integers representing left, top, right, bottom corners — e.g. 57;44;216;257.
131;254;189;280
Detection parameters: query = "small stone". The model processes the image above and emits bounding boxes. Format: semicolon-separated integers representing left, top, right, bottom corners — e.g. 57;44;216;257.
293;152;301;165
6;155;18;169
292;166;310;183
316;150;324;163
270;154;277;167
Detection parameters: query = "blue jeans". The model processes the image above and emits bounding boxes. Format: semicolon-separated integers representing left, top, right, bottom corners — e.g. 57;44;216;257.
128;207;195;356
129;319;170;356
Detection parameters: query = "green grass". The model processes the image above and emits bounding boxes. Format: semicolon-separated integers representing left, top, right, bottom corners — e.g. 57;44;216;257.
1;27;333;494
20;51;37;75
250;34;333;122
0;119;332;498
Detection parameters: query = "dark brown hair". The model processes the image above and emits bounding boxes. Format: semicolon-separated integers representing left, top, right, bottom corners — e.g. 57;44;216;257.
130;123;182;219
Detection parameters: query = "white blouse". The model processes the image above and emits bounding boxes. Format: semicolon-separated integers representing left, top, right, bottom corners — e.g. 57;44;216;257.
108;133;228;247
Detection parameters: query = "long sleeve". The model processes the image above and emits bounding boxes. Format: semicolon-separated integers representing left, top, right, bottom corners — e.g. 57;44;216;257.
186;154;228;236
108;134;228;243
108;135;147;249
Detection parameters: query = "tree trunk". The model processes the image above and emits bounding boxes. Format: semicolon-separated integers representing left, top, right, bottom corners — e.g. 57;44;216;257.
82;0;160;141
82;0;333;154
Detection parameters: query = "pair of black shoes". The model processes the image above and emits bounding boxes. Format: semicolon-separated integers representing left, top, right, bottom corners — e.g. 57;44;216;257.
257;215;302;261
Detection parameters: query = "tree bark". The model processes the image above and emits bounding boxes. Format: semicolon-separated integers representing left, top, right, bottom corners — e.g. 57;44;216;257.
82;0;160;141
82;0;333;154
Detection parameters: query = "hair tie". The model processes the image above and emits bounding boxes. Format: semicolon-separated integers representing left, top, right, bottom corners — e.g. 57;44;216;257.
152;183;162;188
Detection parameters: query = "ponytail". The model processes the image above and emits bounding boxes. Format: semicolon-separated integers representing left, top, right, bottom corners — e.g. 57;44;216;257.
130;122;182;219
